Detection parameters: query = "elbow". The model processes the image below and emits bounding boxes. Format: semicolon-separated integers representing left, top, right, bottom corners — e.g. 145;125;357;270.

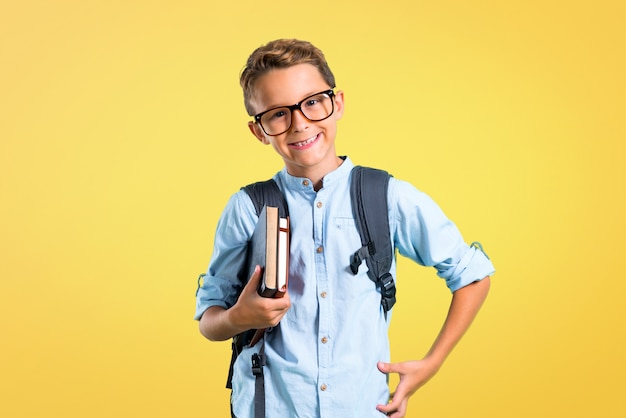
198;308;215;341
199;319;225;342
198;313;211;340
198;320;214;341
198;306;231;342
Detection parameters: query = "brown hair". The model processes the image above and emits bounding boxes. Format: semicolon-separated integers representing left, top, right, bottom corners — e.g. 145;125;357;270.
240;39;336;116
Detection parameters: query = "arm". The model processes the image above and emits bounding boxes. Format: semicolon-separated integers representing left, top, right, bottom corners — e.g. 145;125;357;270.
376;276;491;418
199;265;291;341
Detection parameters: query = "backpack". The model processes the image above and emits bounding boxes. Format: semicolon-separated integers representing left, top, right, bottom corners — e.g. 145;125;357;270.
204;165;396;418
239;166;396;327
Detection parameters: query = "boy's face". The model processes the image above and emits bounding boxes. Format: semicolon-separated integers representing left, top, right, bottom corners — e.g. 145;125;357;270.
248;63;344;180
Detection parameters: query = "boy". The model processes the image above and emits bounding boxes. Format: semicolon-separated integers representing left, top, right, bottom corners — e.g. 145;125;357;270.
195;39;494;418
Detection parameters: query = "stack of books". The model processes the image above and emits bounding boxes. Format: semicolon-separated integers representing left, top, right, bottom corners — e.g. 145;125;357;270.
247;205;290;346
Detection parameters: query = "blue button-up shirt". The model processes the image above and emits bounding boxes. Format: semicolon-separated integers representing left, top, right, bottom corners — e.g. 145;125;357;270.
195;157;495;418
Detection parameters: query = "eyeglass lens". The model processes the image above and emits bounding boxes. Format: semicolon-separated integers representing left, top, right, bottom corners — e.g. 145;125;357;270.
260;91;334;136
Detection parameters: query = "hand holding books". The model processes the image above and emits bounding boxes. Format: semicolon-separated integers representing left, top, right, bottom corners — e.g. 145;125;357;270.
229;265;291;336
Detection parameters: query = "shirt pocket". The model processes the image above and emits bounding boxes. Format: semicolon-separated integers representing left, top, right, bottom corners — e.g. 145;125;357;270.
334;216;356;231
333;216;362;248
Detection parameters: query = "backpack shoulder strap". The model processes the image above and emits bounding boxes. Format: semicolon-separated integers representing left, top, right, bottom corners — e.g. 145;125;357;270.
349;166;396;315
241;179;289;218
226;178;288;412
226;179;289;398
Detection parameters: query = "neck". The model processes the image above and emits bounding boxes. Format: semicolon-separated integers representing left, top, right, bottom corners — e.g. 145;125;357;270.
289;156;344;191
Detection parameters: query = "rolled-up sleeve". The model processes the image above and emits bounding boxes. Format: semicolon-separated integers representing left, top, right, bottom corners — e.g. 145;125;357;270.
194;191;257;320
390;179;495;292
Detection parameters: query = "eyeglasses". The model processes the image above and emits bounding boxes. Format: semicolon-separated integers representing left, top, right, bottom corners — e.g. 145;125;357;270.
254;89;336;136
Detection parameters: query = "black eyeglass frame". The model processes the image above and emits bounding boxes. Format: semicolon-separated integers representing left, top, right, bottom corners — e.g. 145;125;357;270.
253;89;336;136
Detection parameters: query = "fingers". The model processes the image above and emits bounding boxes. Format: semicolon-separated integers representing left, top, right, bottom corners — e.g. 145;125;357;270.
236;265;290;328
377;399;407;418
377;392;408;417
376;361;410;417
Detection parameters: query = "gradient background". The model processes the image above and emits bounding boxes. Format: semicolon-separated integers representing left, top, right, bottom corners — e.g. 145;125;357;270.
1;1;624;417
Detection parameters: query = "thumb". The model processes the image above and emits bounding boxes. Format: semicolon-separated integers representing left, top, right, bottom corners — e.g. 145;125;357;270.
244;265;263;291
377;361;395;374
376;361;391;374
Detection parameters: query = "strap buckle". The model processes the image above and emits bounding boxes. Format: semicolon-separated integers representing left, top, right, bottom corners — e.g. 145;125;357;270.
251;353;265;376
379;272;396;312
350;244;373;275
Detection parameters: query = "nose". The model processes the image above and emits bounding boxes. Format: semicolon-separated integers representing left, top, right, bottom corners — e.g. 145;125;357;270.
290;108;310;132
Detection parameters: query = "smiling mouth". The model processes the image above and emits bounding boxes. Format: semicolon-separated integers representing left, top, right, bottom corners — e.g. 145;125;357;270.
290;134;319;148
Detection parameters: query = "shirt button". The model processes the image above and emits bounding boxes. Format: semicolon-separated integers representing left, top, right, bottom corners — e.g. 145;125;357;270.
320;291;327;298
302;180;309;187
320;384;328;391
321;337;328;344
316;201;323;208
316;246;324;253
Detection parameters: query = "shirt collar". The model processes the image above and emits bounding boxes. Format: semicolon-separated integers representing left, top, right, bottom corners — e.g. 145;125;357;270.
279;156;354;191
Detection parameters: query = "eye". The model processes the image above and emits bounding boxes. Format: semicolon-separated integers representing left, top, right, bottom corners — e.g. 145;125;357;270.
267;109;287;120
305;98;319;107
304;97;325;109
305;93;330;108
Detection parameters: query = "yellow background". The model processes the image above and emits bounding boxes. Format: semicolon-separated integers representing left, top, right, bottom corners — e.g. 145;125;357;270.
1;1;624;417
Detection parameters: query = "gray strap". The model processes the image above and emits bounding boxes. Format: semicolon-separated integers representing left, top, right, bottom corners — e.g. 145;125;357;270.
251;342;266;418
242;179;289;218
349;166;396;315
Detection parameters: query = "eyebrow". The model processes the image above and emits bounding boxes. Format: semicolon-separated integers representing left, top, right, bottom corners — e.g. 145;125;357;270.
262;88;331;111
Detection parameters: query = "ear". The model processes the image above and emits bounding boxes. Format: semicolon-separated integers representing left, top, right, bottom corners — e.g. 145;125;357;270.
248;121;270;145
333;90;345;120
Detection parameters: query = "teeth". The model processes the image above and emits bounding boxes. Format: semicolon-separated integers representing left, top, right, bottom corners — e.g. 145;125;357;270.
293;135;317;147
